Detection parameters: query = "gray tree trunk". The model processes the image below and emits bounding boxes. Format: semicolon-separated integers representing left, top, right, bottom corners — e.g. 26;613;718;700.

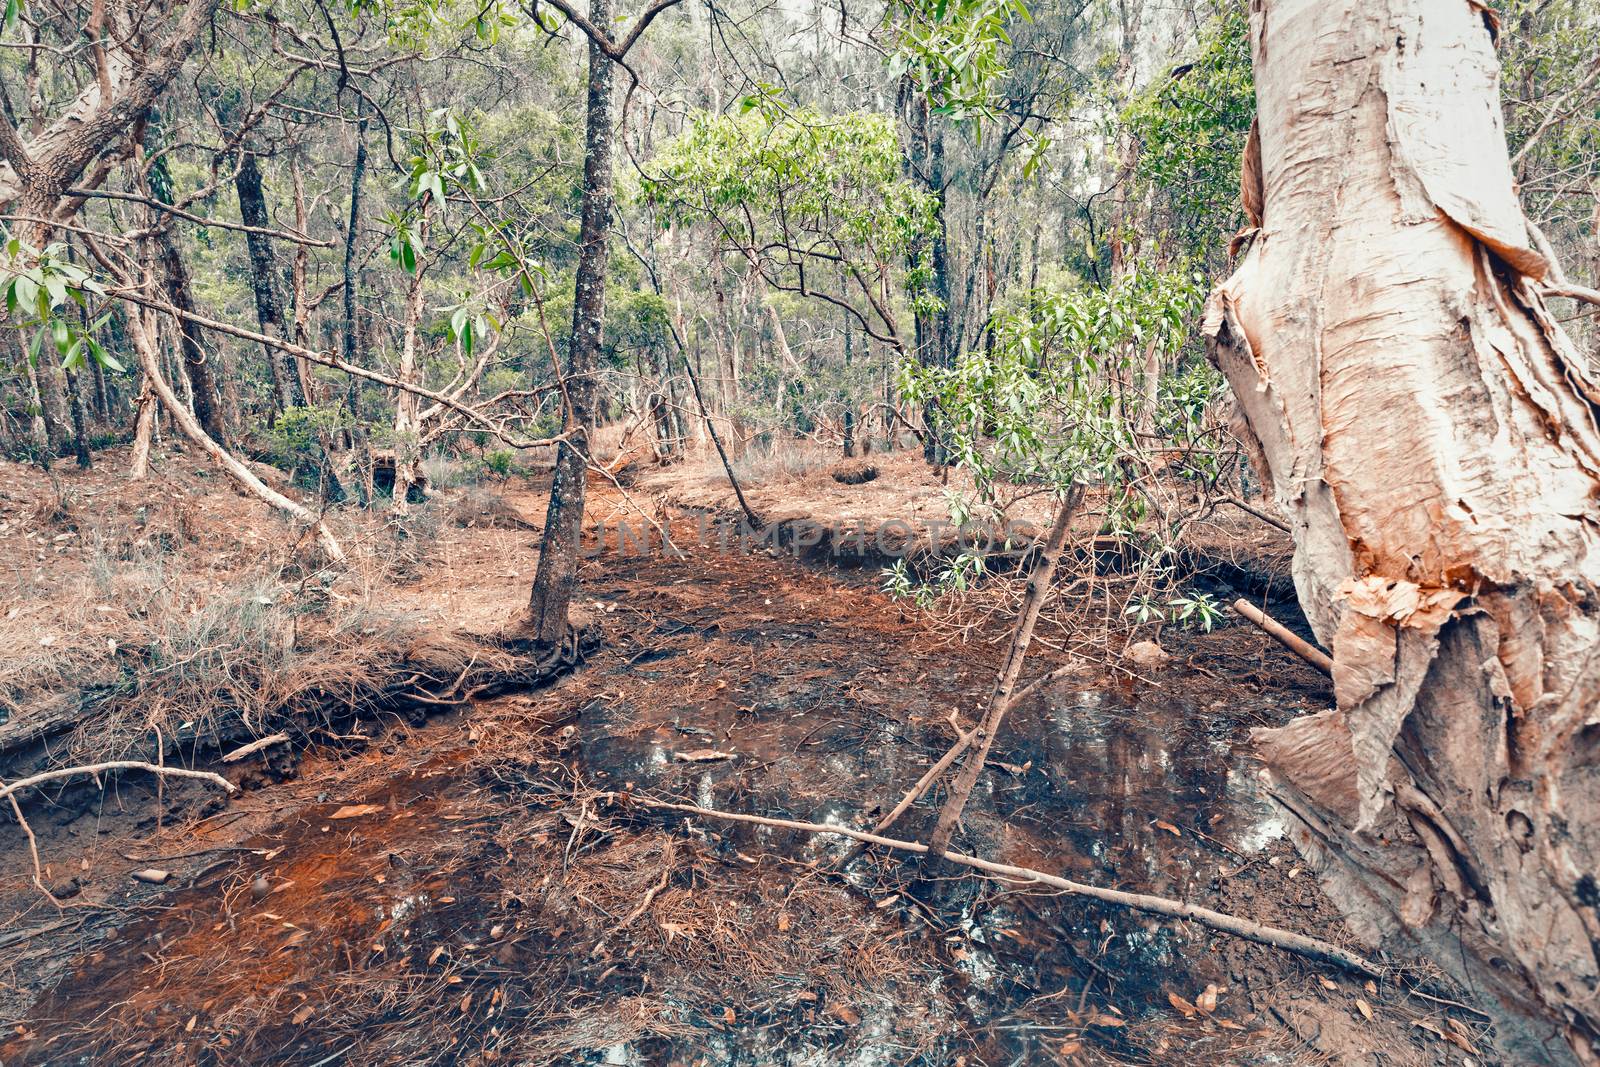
526;0;614;645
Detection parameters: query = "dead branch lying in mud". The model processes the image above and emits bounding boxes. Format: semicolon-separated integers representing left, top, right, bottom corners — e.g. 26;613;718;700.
625;793;1386;980
4;761;236;904
1231;599;1333;675
0;760;237;803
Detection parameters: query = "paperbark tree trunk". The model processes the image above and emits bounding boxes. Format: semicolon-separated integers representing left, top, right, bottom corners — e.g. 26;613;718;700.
1204;2;1600;1062
525;0;613;645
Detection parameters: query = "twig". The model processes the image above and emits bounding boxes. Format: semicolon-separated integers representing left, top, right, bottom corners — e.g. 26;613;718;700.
624;793;1385;978
220;732;291;763
1231;599;1333;675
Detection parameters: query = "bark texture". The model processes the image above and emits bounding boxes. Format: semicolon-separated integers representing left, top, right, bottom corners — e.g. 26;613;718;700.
1204;2;1600;1061
526;0;613;645
235;150;307;411
153;228;228;447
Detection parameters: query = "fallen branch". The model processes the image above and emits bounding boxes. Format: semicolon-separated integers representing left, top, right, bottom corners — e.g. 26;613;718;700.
1217;494;1291;533
928;487;1083;858
0;761;238;803
221;732;292;763
625;793;1385;979
3;761;236;906
1231;599;1333;675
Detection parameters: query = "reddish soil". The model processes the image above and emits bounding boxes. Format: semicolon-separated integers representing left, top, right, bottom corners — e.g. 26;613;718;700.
0;452;1498;1065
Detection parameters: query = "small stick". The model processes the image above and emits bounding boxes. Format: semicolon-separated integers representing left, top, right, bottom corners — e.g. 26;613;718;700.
627;794;1384;979
1232;599;1333;675
221;733;291;763
853;661;1084;858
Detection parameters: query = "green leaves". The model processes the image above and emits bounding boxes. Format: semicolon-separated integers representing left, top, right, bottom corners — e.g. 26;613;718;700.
644;107;938;279
1121;4;1254;259
887;0;1030;122
2;236;121;373
900;263;1209;505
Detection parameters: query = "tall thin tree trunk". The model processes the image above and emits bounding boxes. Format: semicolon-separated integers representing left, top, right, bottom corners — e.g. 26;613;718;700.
526;0;614;645
900;80;952;465
64;368;91;468
1205;2;1600;1061
235;150;306;412
153;228;228;447
391;207;429;511
342;104;373;506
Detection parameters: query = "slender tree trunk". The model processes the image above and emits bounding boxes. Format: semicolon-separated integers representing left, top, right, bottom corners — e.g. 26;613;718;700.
341;106;374;506
64;368;91;468
152;228;228;447
235;150;306;412
526;0;614;645
1205;3;1600;1061
900;81;953;464
391;208;429;511
129;380;155;479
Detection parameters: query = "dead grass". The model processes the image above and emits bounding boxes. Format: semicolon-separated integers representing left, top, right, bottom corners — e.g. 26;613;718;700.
0;451;533;777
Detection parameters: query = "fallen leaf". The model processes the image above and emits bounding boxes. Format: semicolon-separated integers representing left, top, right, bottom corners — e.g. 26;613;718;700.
291;1005;316;1026
1319;977;1338;991
777;912;791;932
1168;992;1197;1019
829;1003;860;1026
1196;984;1219;1013
1085;1012;1125;1028
330;804;384;820
1154;820;1182;838
460;993;472;1013
1355;997;1373;1021
1215;1018;1245;1031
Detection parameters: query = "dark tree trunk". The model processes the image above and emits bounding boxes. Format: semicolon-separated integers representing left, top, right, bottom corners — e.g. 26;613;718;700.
235;150;306;412
153;228;228;447
900;81;952;465
526;0;614;645
65;368;92;468
842;313;855;458
341;106;374;506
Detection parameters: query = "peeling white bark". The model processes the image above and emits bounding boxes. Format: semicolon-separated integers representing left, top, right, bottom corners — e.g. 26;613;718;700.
1205;1;1600;1061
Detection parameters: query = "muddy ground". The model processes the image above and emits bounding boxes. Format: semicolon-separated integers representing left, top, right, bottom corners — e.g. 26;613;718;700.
0;450;1497;1065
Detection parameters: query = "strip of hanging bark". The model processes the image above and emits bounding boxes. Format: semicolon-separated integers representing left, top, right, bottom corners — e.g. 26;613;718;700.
926;487;1083;858
1232;599;1333;675
625;793;1383;978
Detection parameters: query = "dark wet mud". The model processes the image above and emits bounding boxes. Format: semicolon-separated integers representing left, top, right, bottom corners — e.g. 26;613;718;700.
0;515;1489;1066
